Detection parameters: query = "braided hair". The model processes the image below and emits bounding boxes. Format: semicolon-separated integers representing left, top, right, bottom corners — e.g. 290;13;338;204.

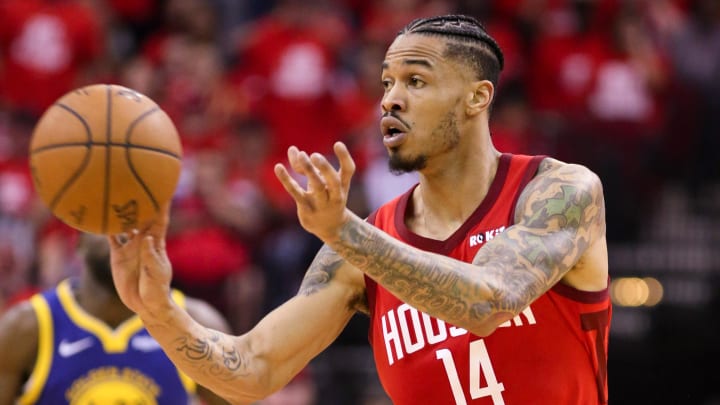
398;15;504;87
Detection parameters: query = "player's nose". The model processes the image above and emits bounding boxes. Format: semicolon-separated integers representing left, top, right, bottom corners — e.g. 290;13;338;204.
381;86;406;113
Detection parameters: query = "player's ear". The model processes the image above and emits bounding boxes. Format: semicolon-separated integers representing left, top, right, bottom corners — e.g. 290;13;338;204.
466;80;493;116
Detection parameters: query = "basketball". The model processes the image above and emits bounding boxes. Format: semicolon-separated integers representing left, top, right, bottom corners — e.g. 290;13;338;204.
29;84;183;235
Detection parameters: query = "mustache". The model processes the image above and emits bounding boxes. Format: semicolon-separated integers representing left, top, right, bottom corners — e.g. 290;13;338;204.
382;112;411;129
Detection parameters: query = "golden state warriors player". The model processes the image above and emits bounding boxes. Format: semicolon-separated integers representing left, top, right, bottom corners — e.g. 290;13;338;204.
0;233;231;405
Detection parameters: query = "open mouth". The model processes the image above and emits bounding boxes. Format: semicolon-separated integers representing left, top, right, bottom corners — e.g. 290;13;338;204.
385;126;403;137
381;121;408;148
381;115;408;138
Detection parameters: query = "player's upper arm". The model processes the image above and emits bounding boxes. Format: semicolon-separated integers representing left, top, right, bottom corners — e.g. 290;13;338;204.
231;244;365;399
510;158;606;279
470;158;605;330
514;158;605;241
0;301;39;405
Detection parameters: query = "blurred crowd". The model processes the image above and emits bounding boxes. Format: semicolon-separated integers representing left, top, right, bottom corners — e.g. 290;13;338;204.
0;0;719;403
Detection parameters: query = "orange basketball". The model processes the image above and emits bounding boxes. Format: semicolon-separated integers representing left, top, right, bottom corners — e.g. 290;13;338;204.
29;84;183;235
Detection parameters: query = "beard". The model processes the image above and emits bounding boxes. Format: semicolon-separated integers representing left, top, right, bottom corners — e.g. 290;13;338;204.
388;151;427;174
387;110;460;175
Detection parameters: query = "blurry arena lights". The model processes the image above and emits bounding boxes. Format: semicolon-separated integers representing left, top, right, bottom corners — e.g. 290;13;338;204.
610;277;664;307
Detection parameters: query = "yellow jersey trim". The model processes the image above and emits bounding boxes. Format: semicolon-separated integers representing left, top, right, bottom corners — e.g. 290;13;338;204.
18;295;54;405
57;280;145;353
32;280;196;396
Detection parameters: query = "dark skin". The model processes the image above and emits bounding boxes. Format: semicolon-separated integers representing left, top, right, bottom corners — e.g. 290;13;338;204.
0;235;232;405
106;33;607;404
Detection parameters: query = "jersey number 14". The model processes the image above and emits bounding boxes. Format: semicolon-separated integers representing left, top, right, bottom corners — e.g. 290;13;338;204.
437;339;505;405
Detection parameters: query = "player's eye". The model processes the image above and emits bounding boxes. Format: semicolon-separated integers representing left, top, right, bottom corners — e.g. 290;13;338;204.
381;79;393;91
409;76;425;88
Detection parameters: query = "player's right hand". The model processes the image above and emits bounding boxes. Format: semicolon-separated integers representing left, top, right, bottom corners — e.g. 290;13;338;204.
107;202;174;319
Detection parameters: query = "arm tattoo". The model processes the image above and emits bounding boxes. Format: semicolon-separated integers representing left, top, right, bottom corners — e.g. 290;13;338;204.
331;222;474;322
175;332;248;381
328;159;605;327
510;159;604;277
298;244;370;314
176;335;213;361
298;244;343;296
466;161;603;315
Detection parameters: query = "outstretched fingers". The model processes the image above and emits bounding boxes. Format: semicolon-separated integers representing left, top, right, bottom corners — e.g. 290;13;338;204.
276;146;328;203
275;143;356;208
292;149;328;195
311;152;339;198
274;163;306;202
334;142;356;194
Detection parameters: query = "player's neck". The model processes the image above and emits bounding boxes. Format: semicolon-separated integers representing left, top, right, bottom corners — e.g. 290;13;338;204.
410;141;501;239
418;140;500;217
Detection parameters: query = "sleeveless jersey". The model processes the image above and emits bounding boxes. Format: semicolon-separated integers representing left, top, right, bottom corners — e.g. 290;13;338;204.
18;279;197;405
365;153;611;405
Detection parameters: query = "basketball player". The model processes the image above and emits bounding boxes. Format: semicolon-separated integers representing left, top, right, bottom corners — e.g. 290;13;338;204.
106;14;611;404
0;233;231;404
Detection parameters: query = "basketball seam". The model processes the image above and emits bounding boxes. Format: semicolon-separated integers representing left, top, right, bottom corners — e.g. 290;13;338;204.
30;142;181;158
45;104;94;213
124;106;163;212
103;85;112;234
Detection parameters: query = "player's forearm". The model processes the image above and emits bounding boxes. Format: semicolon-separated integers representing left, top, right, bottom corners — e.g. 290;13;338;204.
326;212;513;335
139;303;267;404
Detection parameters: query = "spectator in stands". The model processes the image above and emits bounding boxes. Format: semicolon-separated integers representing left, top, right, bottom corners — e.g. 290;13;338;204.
0;0;104;117
229;0;354;165
0;112;49;309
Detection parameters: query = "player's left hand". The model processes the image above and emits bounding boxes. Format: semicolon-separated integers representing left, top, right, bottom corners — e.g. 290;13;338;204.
107;202;174;320
274;141;355;243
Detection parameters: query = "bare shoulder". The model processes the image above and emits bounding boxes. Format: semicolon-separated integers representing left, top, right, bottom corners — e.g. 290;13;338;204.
184;297;232;334
514;156;608;291
0;300;39;349
298;244;368;315
0;300;39;375
536;157;603;188
516;157;605;234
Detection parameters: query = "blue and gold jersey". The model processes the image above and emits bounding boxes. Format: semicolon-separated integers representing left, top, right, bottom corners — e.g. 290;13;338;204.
18;279;196;405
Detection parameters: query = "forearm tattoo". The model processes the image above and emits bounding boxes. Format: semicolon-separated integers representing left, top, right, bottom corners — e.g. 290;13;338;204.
174;332;249;381
332;221;473;321
329;158;605;326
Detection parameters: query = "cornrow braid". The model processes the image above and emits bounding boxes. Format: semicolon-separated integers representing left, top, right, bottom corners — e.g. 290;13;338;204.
398;14;504;86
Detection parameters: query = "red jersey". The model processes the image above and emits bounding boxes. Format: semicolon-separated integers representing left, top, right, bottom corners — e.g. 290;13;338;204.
365;153;611;405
